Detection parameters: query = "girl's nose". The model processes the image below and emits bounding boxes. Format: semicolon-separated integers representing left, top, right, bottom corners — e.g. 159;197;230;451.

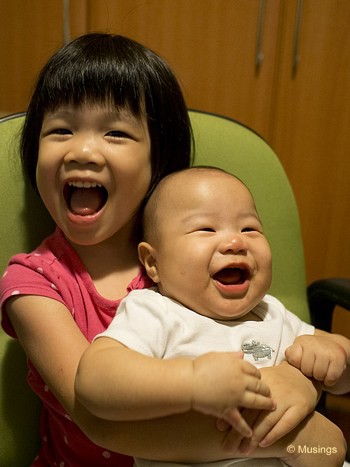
219;234;247;254
64;137;105;166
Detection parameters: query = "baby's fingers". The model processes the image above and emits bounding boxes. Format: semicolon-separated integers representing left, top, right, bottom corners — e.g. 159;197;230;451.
240;373;275;410
285;343;303;367
242;389;276;411
320;360;346;387
223;408;252;438
243;370;272;398
242;362;271;397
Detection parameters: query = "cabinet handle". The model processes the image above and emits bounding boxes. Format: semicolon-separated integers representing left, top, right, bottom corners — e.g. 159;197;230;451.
63;0;71;45
255;0;266;71
292;0;303;76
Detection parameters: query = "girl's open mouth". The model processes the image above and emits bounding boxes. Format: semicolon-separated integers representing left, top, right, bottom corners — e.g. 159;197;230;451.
63;181;108;216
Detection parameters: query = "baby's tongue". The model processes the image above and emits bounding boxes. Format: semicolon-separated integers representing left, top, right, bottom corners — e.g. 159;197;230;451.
70;187;103;216
215;268;243;285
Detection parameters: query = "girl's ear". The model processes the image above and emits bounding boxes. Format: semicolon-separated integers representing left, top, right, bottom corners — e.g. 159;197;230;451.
138;242;160;283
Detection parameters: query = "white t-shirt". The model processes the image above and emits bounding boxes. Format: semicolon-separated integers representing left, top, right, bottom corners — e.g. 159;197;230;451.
97;289;314;467
99;288;314;369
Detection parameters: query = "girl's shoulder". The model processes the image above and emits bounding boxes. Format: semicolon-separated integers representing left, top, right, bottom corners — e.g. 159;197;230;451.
4;227;76;268
1;228;88;330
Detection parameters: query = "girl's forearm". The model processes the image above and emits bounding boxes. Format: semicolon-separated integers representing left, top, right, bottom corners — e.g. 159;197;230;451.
76;403;346;465
74;403;283;463
74;404;233;462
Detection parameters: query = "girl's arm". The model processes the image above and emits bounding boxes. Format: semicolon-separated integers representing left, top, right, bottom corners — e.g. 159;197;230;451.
7;295;89;416
220;362;322;453
74;401;346;465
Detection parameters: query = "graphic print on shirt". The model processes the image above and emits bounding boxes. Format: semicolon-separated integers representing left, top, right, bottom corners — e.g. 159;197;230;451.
241;340;275;361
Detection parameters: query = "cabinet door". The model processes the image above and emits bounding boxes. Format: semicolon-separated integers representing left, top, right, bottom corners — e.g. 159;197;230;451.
0;0;87;114
87;0;281;139
270;0;350;282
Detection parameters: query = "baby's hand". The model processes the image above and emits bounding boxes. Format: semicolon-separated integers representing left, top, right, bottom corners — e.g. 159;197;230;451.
191;351;275;438
285;332;349;387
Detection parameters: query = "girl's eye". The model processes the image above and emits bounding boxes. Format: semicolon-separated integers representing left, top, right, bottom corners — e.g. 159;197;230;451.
105;130;130;138
51;128;72;135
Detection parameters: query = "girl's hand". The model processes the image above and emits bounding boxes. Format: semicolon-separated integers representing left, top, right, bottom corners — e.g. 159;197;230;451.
217;362;319;453
192;351;275;438
285;331;350;389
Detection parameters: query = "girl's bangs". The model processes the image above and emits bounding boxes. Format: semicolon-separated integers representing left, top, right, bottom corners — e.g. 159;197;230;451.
40;60;145;116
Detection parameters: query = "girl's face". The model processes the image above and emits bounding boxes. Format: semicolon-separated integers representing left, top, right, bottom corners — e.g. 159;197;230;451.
37;103;151;247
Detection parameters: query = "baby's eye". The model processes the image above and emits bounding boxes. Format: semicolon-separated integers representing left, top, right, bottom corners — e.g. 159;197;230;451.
198;227;216;232
242;226;264;234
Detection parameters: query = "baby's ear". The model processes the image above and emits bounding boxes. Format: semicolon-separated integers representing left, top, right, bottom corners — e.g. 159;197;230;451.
138;242;160;283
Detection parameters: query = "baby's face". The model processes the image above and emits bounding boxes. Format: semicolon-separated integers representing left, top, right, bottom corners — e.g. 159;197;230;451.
150;170;272;320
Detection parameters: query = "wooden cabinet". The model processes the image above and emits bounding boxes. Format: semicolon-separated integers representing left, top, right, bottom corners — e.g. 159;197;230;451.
86;0;350;285
0;0;86;115
1;0;349;285
0;0;63;114
86;0;282;140
269;1;350;284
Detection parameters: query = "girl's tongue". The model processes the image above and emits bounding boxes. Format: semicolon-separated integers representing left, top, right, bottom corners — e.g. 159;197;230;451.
69;186;105;216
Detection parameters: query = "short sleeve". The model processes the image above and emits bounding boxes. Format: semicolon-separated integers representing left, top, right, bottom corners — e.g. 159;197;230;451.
1;261;66;337
96;289;172;358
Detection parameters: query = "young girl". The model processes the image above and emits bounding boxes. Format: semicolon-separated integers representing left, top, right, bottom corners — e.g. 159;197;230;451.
0;33;191;466
0;33;332;466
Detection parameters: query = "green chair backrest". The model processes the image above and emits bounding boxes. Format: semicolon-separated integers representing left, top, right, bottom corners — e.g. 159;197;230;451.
0;111;309;466
190;110;309;320
0;114;54;466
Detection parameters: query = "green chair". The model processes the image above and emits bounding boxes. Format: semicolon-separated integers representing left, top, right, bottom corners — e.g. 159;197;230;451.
0;113;54;466
0;111;349;466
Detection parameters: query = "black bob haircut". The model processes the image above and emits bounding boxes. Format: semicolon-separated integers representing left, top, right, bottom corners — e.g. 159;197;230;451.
21;33;192;196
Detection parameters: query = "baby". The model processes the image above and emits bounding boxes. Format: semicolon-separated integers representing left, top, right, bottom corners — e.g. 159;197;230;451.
76;167;349;466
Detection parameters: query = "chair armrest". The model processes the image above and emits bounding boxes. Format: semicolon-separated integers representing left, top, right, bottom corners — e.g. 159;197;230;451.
307;278;350;331
308;279;350;461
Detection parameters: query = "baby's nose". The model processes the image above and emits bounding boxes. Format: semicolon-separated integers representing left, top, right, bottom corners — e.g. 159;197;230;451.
219;234;247;254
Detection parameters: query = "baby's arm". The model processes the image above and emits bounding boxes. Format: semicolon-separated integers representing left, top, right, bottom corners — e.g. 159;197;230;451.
75;337;275;437
285;329;350;394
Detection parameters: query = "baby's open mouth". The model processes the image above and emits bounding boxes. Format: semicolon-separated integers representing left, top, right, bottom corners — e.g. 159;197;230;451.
213;267;250;285
64;181;108;216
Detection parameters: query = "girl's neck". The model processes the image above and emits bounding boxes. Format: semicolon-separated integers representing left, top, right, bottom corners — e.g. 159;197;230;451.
70;230;141;300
